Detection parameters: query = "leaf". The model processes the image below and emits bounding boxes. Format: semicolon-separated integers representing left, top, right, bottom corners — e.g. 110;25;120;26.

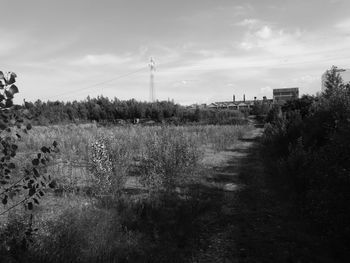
5;99;13;108
6;72;16;85
4;90;13;99
26;123;32;130
48;181;56;188
41;146;50;153
27;202;33;210
32;159;39;166
33;168;39;177
2;195;7;205
8;84;19;95
29;187;35;196
53;141;58;147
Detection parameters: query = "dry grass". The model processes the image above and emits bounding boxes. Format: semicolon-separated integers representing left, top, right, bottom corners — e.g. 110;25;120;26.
13;124;252;191
0;123;253;262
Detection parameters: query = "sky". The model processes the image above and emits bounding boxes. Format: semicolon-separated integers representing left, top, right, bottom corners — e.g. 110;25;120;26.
2;0;350;105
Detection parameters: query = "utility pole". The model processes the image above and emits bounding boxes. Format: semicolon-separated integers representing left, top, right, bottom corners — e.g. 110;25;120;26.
149;57;156;102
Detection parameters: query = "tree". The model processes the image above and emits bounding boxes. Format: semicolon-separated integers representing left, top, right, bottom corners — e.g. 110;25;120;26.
0;71;58;244
323;65;344;99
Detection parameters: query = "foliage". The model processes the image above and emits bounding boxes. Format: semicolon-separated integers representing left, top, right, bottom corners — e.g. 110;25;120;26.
262;65;350;249
138;127;202;194
0;191;216;263
0;117;250;261
323;65;343;99
22;96;247;125
0;72;58;216
89;134;132;199
251;100;271;117
0;71;59;262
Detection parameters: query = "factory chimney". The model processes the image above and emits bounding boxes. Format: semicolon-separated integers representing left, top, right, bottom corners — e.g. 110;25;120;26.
243;94;245;102
233;94;235;102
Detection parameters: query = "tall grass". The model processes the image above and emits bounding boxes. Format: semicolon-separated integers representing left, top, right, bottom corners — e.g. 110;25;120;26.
1;123;252;262
15;124;252;193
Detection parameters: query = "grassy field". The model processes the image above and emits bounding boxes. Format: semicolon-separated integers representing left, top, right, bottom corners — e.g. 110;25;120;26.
0;123;252;262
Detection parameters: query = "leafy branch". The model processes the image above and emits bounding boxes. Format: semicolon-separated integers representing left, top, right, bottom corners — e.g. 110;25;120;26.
0;71;58;214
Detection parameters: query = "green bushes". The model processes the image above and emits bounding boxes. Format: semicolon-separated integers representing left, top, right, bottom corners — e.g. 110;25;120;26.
138;127;201;193
262;67;350;249
89;134;132;198
0;123;251;261
29;206;141;263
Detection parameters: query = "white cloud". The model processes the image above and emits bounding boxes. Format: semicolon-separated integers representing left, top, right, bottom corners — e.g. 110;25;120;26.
238;23;304;56
255;26;272;39
235;18;259;27
70;54;132;66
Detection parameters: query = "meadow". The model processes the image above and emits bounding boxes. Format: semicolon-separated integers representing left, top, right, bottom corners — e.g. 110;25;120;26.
0;123;252;262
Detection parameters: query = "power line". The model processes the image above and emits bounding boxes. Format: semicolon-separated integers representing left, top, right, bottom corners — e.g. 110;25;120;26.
45;66;147;101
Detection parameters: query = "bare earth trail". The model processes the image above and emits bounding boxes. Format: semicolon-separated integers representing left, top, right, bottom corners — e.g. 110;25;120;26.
190;125;338;263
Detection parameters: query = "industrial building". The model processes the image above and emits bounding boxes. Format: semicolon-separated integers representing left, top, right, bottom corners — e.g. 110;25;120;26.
273;88;299;103
205;94;273;111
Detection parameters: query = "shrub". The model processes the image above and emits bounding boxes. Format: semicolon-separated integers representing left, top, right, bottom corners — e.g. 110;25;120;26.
262;65;350;252
138;127;202;194
30;206;141;263
89;134;132;199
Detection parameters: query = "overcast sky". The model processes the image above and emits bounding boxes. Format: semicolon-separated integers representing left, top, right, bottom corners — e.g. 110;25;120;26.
2;0;350;104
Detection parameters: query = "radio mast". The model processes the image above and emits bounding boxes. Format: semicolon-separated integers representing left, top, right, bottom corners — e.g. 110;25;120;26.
149;57;156;102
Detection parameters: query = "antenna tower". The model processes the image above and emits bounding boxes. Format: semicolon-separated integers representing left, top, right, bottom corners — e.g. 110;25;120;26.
149;57;156;102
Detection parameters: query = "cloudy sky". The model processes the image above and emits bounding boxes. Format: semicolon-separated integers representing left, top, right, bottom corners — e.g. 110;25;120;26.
2;0;350;104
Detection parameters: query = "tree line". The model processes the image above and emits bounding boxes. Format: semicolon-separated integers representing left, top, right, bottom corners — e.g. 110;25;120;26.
262;66;350;259
22;96;246;125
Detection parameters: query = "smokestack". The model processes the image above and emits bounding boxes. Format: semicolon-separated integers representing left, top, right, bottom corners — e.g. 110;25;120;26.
243;94;245;102
233;94;235;102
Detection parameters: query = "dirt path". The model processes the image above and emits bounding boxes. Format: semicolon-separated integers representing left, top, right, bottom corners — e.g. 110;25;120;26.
189;126;264;262
190;126;339;263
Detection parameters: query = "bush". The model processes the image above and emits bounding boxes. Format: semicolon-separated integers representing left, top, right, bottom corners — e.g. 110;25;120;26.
89;133;133;200
262;66;350;252
29;206;142;263
138;127;202;194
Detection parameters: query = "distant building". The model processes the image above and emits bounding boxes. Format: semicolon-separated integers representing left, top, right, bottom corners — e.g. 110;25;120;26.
211;94;273;112
187;103;207;110
273;88;299;104
321;68;350;91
